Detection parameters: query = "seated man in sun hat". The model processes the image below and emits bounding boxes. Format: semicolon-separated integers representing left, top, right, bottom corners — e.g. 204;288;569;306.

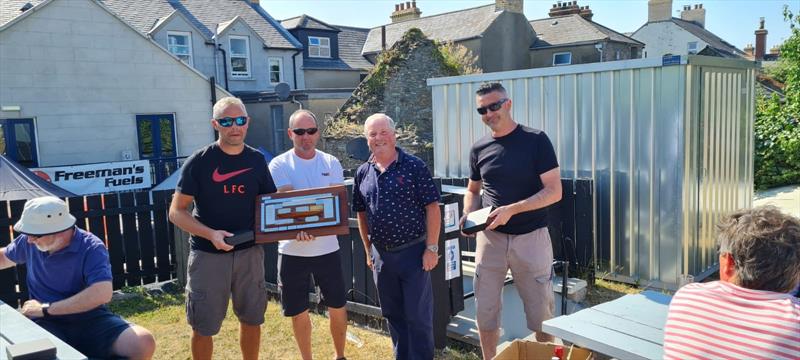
0;196;156;359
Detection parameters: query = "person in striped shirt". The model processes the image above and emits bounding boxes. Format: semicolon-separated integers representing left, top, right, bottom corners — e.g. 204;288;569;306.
663;206;800;360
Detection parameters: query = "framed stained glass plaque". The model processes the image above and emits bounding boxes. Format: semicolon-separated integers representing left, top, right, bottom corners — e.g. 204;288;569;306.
255;185;350;243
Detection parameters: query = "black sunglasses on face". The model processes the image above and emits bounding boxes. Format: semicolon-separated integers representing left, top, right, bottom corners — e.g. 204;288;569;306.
291;127;319;136
216;116;248;127
476;98;508;115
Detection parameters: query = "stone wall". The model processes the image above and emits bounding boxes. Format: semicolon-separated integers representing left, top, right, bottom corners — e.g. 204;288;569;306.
323;29;457;171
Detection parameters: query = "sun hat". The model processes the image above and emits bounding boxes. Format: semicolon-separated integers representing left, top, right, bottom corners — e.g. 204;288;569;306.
13;196;77;236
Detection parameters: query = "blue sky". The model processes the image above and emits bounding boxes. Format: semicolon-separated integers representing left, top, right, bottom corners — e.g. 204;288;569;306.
262;0;796;52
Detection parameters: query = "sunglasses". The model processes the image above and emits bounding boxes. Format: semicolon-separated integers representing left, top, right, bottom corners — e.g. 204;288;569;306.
216;116;248;127
476;98;508;115
291;127;319;136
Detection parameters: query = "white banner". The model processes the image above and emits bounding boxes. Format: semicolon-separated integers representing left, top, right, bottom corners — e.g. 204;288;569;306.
445;238;460;281
32;160;152;195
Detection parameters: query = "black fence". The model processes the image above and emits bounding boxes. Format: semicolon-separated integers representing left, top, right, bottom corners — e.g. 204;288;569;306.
1;177;594;347
0;191;178;307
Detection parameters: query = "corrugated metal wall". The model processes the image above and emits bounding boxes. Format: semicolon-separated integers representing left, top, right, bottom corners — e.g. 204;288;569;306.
428;56;755;288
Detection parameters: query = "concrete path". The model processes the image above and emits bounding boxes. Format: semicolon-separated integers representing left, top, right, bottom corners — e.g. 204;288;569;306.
753;185;800;218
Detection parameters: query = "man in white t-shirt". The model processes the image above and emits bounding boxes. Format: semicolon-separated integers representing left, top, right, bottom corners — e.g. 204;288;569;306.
268;109;348;360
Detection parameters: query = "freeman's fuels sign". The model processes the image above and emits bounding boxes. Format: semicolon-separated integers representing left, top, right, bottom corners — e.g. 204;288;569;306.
33;160;152;195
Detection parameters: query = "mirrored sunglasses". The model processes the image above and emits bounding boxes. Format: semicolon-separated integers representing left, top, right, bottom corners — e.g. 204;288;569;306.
216;116;248;127
476;98;508;115
291;127;319;136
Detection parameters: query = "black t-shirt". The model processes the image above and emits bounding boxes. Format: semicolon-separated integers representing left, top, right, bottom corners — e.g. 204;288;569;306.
177;143;276;253
469;125;559;234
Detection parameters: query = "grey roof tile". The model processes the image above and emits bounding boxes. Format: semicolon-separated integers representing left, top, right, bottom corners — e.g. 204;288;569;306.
530;14;641;48
336;25;373;71
1;0;46;27
101;0;300;49
362;4;500;54
671;17;745;58
280;14;339;32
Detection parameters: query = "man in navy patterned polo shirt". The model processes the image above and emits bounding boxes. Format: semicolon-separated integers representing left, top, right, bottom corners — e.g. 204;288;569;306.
352;113;441;360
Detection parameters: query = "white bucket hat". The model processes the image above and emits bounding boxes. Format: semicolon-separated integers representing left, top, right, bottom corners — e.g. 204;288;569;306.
13;196;77;236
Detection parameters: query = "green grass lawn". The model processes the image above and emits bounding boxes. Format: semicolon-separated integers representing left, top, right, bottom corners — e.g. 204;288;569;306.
108;288;479;360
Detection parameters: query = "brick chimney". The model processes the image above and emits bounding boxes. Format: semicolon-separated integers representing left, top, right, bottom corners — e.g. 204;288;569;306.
769;45;780;56
496;0;523;13
754;17;767;61
648;0;672;22
680;4;705;28
548;1;592;20
390;1;422;23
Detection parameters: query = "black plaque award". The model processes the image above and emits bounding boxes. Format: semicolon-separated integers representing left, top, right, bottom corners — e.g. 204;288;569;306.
255;185;349;243
460;206;494;235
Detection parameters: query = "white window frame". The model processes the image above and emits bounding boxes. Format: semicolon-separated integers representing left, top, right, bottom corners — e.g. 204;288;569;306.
268;57;283;84
552;52;572;66
615;50;621;60
229;35;251;78
167;31;193;66
687;41;698;55
308;36;331;58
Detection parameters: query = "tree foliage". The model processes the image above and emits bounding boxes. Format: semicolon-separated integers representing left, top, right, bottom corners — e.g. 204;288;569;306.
754;6;800;189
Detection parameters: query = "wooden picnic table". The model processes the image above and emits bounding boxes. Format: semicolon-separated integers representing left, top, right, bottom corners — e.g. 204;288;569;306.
0;300;87;360
542;290;672;360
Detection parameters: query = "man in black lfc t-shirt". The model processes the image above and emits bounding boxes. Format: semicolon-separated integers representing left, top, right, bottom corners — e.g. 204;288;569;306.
169;97;276;360
460;83;562;360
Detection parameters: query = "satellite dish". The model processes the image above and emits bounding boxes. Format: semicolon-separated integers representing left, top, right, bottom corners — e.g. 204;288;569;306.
346;137;370;162
275;82;291;101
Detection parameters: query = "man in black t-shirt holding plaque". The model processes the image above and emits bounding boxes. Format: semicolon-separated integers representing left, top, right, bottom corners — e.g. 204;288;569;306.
169;97;276;360
460;83;562;360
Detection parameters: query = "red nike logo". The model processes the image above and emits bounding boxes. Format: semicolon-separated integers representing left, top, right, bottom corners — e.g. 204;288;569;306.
212;167;253;182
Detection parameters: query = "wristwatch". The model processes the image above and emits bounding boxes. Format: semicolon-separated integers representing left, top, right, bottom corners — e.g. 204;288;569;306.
41;303;51;317
426;244;439;254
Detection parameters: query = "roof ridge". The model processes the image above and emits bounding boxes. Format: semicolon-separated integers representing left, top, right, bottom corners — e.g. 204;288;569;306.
367;3;495;30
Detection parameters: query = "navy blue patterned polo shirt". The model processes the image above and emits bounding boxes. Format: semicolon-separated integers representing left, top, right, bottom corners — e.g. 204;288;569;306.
352;147;440;247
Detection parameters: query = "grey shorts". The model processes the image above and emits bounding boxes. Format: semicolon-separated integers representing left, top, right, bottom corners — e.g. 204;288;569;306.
186;245;267;336
474;227;554;332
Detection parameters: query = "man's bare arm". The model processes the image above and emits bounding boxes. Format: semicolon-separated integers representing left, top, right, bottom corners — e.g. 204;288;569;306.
487;168;562;230
22;281;112;318
0;248;16;270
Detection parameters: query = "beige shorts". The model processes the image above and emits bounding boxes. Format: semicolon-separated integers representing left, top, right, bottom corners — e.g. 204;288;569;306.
186;245;267;336
474;227;554;332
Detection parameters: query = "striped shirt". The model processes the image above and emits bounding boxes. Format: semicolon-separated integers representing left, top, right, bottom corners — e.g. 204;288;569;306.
663;281;800;360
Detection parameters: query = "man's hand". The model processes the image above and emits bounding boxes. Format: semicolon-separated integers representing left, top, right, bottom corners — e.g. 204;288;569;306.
21;300;45;319
486;205;516;230
459;213;475;238
422;250;439;271
366;255;374;271
295;231;315;242
210;230;234;251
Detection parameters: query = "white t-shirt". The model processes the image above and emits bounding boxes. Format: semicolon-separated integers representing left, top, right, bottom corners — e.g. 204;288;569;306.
268;149;344;256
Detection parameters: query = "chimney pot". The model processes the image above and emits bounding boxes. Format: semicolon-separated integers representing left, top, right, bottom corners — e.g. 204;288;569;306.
406;1;411;9
412;0;416;8
395;4;399;11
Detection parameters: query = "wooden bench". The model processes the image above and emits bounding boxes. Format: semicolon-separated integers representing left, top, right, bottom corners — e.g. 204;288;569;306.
0;301;87;360
542;290;672;360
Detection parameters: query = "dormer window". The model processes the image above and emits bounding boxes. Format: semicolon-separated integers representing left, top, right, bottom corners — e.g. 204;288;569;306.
167;31;193;66
308;36;330;58
229;35;251;78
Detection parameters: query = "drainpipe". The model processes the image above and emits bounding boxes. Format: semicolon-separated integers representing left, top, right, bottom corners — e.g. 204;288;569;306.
216;44;229;90
291;49;301;89
595;42;604;62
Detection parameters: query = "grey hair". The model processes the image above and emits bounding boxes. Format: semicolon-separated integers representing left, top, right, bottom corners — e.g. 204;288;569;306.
212;97;247;119
288;109;318;128
363;113;396;135
716;206;800;293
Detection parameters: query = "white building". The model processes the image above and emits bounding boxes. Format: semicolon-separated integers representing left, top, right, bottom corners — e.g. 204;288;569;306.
0;0;228;175
632;0;746;59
